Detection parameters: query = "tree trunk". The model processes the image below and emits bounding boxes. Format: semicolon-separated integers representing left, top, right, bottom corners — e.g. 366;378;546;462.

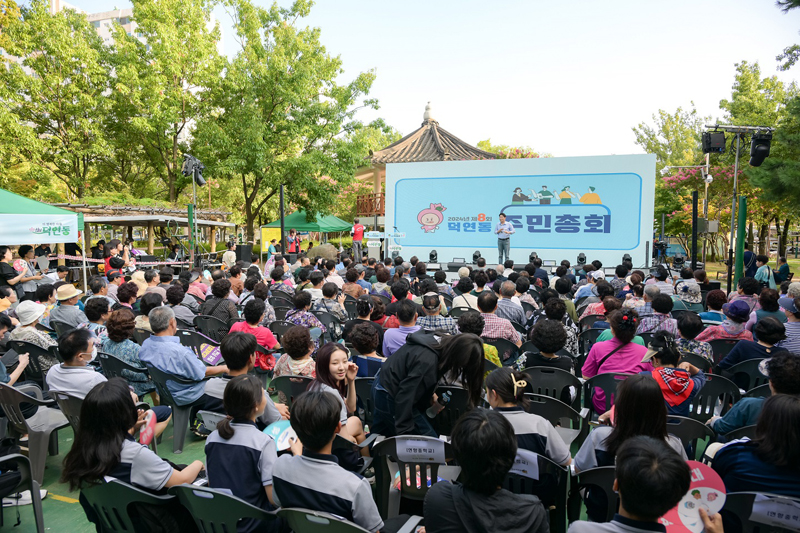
757;224;769;256
781;218;791;258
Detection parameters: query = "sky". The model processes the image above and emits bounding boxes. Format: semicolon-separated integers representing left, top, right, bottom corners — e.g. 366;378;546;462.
68;0;800;157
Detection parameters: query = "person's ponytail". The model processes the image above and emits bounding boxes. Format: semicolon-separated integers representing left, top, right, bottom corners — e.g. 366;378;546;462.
485;367;531;410
219;375;264;440
356;295;372;318
217;415;235;439
609;309;639;344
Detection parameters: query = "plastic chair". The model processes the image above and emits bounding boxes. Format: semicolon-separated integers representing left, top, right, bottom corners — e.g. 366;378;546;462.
578;328;603;357
524;393;590;449
671;309;701;321
169;484;278;532
521;367;582;409
47;390;83;435
724;424;757;441
279;508;423;533
721;492;800;533
81;479;176;532
483;337;519;363
98;351;150;381
197;410;226;432
687;373;741;423
49;320;71;338
268;320;295;342
519;340;538;354
193;315;230;344
132;328;151;345
483;358;501;373
372;435;460;519
440;293;454;309
447;307;476;318
0;383;68;484
6;341;51;387
434;385;471;436
354;377;374;426
34;322;54;335
271;375;312;408
343;299;359;319
503;453;569;533
0;454;44;533
273;306;291;321
312;310;343;342
332;433;378;476
175;317;196;330
679;351;712;373
744;383;771;399
146;365;206;454
725;358;769;392
708;339;740;364
639;332;654;347
374;294;390;306
521;301;537;317
227;317;245;330
268;295;293;308
175;329;220;360
355;355;383;378
567;466;618;523
666;415;716;460
578;314;605;331
582;373;632;417
510;321;527;335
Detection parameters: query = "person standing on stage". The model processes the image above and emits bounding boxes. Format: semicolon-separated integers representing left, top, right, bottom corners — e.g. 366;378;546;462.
351;218;365;261
495;212;515;264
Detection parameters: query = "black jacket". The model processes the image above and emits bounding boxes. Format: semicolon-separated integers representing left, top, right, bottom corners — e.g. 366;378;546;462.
378;330;441;435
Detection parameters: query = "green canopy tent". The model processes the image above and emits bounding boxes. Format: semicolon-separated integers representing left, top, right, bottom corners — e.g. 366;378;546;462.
261;210;351;232
0;188;88;291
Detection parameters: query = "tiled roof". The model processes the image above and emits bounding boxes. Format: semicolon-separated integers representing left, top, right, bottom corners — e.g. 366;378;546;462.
370;118;497;164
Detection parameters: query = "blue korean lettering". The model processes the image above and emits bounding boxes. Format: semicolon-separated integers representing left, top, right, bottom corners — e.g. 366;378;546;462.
525;214;552;233
555;215;581;233
448;222;460;232
584;214;611;233
463;222;476;232
478;222;492;232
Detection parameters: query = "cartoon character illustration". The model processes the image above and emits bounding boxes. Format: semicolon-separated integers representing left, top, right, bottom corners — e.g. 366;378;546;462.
558;186;579;205
418;203;446;233
691;490;701;500
511;187;535;205
707;492;718;502
579;186;603;204
537;185;554;205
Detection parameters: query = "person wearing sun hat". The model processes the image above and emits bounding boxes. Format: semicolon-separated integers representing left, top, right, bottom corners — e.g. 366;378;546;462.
8;299;59;372
672;282;704;313
49;284;88;328
695;299;754;343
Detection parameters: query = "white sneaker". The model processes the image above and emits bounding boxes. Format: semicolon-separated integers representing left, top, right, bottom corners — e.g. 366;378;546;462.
2;489;47;507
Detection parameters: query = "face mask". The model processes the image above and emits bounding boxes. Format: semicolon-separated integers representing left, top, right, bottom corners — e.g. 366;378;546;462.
88;346;97;362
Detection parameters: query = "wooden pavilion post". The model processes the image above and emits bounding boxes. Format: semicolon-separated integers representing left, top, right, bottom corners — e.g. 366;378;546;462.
147;221;155;255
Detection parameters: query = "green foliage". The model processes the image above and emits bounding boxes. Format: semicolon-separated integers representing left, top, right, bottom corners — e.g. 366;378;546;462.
193;0;379;239
748;96;800;205
477;139;551;158
719;62;795;128
632;105;708;174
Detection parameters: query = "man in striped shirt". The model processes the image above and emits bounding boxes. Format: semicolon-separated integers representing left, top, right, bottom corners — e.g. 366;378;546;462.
777;297;800;353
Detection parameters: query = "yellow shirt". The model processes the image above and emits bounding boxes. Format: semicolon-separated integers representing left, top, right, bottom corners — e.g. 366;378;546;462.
580;192;602;204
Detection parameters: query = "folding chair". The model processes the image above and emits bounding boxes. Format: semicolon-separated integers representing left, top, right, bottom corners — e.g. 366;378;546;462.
193;315;230;344
666;415;716;460
278;508;422;533
503;452;569;533
521;367;582;409
0;454;44;533
81;479;176;532
146;366;206;454
524;393;590;449
721;492;800;533
568;466;618;524
582;372;632;418
169;484;278;532
686;373;741;423
0;384;68;484
271;375;312;408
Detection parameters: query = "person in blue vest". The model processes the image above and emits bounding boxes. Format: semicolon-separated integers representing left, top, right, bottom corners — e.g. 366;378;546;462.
743;243;757;278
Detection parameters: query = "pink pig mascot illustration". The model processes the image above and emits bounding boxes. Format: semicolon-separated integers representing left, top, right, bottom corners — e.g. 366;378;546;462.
417;203;446;233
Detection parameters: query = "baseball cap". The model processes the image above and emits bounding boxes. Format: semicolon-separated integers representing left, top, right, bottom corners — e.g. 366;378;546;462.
589;270;605;281
779;297;798;314
107;271;121;282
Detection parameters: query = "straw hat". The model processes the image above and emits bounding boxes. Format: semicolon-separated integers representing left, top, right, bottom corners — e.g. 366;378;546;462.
130;271;148;297
56;284;83;301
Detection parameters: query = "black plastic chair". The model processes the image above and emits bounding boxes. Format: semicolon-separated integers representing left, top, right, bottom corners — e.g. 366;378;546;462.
582;372;632;417
483;357;501;373
639;332;654;347
271;375;312;408
98;351;150;383
343;299;359;319
687;373;741;423
434;385;471;436
671;309;701;321
679;351;712;373
524;393;590;449
332;433;378;476
578;328;603;357
227;317;245;330
521;367;582;409
175;329;220;360
268;294;293;308
503;453;569;533
175;317;196;330
521;301;537;317
34;322;54;335
6;341;52;387
519;340;538;354
725;358;769;391
708;339;740;364
483;337;519;363
169;484;278;532
374;294;390;306
721;492;800;533
268;320;295;342
440;293;454;309
47;390;83;435
568;466;618;524
578;314;604;331
146;365;206;453
273;306;291;321
354;377;374;426
193;315;230;344
312;310;343;342
81;479;176;532
49;320;71;338
0;454;44;532
666;415;716;460
448;306;476;318
132;328;151;345
744;383;771;398
278;508;423;533
510;321;527;335
724;424;757;441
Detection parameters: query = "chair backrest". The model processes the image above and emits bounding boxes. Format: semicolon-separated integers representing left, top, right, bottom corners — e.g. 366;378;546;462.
666;415;716;460
679;351;712;373
268;295;292;308
169;484;277;531
724;424;757;441
175;317;195;330
510;321;527;335
484;337;519;363
441;293;454;308
7;341;47;384
374;294;390;306
312;311;342;342
0;383;46;434
274;306;291;321
519;340;538;354
524;393;590;450
49;320;72;338
343;300;358;319
82;479;175;533
35;322;55;334
638;332;654;347
687;373;741;423
448;307;476;318
578;329;603;357
569;466;618;523
521;367;582;407
483;357;501;373
132;328;151;345
278;508;369;533
579;314;605;331
708;339;740;364
354;377;374;426
583;373;633;416
354;355;382;378
503;452;569;533
268;320;295;342
197;410;227;431
434;385;471;436
146;365;196;408
271;375;312;408
48;390;83;435
671;309;700;321
726;358;769;392
227;317;244;330
521;301;537;316
174;329;219;359
744;383;771;399
721;492;800;533
193;315;230;343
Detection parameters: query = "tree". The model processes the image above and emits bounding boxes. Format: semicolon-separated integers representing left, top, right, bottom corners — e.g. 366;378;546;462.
193;0;378;240
776;0;800;70
106;0;225;202
0;0;111;199
476;139;550;158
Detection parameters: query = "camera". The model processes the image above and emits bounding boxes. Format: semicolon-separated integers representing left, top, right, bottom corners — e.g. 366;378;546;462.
654;242;668;251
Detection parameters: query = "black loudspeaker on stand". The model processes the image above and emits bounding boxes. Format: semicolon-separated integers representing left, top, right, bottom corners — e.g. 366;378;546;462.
235;245;253;262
